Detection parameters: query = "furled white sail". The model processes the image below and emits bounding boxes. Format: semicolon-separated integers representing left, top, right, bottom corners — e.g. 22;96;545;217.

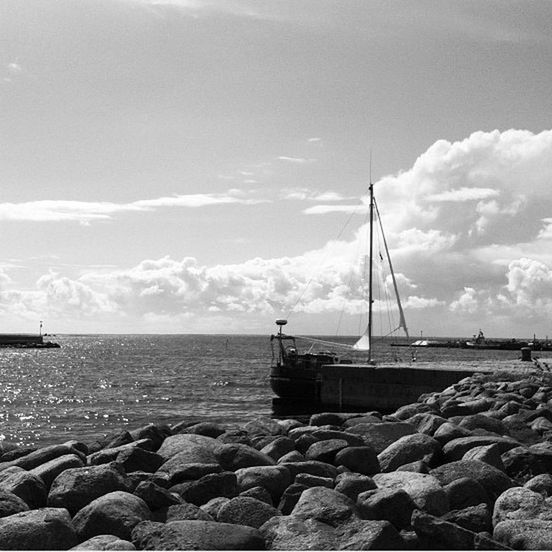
352;333;371;351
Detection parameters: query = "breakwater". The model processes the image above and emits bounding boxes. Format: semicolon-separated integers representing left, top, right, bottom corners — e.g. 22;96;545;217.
1;368;552;548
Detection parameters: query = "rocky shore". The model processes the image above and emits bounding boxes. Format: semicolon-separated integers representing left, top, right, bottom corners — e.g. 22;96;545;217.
2;368;552;549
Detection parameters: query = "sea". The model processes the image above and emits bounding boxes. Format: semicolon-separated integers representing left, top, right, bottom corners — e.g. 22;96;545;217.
0;334;534;447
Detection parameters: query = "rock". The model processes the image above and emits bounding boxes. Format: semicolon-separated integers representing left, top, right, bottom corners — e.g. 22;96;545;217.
346;422;417;453
311;430;366;447
443;436;520;461
494;519;552;549
171;471;238;506
180;421;226;438
305;439;349;464
378;433;441;472
217;496;281;528
129;424;168;451
71;534;136;550
47;463;129;515
260;437;296;461
133;481;181;510
88;440;154;465
115;447;164;473
309;412;349;426
131;519;265;550
501;446;546;480
72;491;151;541
214;443;275;470
431;460;514;502
29;454;85;490
394;402;435;420
396;460;430;473
156;434;218;461
239;485;273;505
295;434;320;455
0;507;77;550
156;459;222;486
343;415;382;427
527;441;552;471
0;443;84;472
152;502;214;522
458;414;507;435
501;417;541;445
357;487;415;529
217;429;252;446
260;516;405;550
276;419;303;433
277;450;304;463
334;445;380;475
243;417;283;437
0;468;47;509
442;503;492;533
443;477;490;510
374;471;449;516
406;413;448;435
525;473;552;496
280;460;337;480
103;431;134;450
235;465;291;502
463;443;506;471
0;489;29;518
412;508;501;550
295;473;333;488
200;496;230;519
291;486;357;525
334;473;376;501
433;422;473;445
492;486;552;526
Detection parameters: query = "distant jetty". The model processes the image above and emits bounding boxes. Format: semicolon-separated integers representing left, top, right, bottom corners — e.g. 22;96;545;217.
0;333;60;349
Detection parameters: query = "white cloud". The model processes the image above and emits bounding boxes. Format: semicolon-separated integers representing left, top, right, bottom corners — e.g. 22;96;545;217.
277;156;316;164
0;192;267;224
427;187;499;202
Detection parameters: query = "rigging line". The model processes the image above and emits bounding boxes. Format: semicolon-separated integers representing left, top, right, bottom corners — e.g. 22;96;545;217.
286;191;370;321
294;335;355;350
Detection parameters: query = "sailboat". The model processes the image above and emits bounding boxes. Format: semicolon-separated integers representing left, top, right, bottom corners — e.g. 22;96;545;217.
269;178;492;413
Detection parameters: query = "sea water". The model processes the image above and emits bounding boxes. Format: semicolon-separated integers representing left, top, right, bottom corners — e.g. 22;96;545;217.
0;334;528;446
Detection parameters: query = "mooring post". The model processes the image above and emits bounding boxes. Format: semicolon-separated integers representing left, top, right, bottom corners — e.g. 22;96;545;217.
521;347;532;362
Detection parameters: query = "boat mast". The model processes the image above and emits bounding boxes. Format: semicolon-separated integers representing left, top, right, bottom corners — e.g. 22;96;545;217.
367;159;374;363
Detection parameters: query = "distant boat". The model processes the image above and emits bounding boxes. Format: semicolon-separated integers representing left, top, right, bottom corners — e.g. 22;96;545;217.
269;177;494;412
464;329;528;351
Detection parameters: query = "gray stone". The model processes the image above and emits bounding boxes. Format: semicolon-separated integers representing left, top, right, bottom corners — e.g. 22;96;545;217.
443;477;490;510
458;414;507;435
152;502;214;522
171;471;238;506
73;491;151;541
304;439;348;464
71;534;136;550
277;450;304;463
433;422;473;445
115;447;164;473
431;460;514;502
131;519;264;550
239;485;274;505
334;445;380;475
156;455;222;485
295;473;333;488
492;486;552;526
334;473;376;501
180;421;226;438
374;471;449;516
280;460;337;480
278;483;308;515
29;454;85;490
217;496;281;528
311;430;366;447
0;507;77;550
442;503;492;534
88;440;154;465
133;480;181;511
156;434;218;460
357;487;415;529
494;519;552;549
346;422;417;453
200;496;230;519
0;443;84;472
406;413;448;435
0;489;29;518
47;463;129;515
260;437;296;461
243;417;284;436
235;465;291;501
525;473;552;496
0;468;47;509
291;486;357;525
215;443;275;470
443;435;520;461
501;446;546;480
378;433;441;472
463;443;506;471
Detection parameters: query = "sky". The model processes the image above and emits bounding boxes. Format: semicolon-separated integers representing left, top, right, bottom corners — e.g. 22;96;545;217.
1;0;552;337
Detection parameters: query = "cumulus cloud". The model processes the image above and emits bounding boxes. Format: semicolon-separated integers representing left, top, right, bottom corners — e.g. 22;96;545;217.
277;156;315;164
0;192;267;224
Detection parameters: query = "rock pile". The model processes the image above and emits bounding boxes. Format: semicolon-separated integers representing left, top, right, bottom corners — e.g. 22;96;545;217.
2;369;552;549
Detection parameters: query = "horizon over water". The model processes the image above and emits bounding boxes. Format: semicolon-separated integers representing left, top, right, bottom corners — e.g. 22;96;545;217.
0;334;532;447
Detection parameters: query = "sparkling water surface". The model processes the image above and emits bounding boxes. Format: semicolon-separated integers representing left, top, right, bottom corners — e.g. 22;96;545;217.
0;334;532;446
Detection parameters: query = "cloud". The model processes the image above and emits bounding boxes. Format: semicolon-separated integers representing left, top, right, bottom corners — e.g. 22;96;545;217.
427;187;499;202
277;156;316;164
0;192;267;224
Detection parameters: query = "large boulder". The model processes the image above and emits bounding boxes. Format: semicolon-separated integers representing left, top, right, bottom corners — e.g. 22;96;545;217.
310;430;365;447
260;437;296;462
279;460;337;480
0;468;47;509
88;440;154;465
431;460;514;503
462;443;505;471
492;486;552;526
291;486;357;525
494;519;552;549
29;454;85;490
72;491;151;541
0;443;84;472
305;439;349;464
217;496;281;529
235;465;291;502
71;534;136;550
171;471;238;506
525;473;552;496
131;519;264;550
334;474;376;501
334;446;380;475
443;477;490;510
0;489;29;518
374;471;449;516
377;433;441;472
357;487;415;529
243;417;284;437
346;422;417;453
47;463;129;515
156;434;218;461
214;443;275;470
442;503;492;534
0;508;77;550
152;502;214;523
115;447;164;474
443;435;520;461
133;481;182;511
